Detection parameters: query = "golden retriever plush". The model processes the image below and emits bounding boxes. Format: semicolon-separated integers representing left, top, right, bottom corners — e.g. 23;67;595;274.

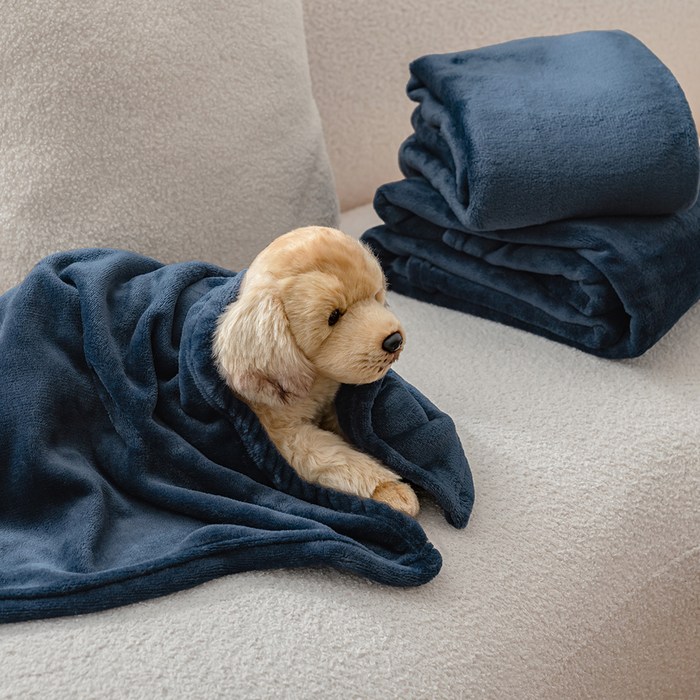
213;226;419;516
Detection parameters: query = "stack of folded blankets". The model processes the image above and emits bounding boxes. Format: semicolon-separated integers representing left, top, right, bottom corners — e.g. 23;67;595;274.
363;30;700;358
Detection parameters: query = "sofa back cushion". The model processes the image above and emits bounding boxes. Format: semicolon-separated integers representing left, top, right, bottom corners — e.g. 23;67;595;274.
0;1;338;293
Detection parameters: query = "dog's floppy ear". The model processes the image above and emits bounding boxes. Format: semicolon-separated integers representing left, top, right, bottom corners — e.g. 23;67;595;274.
213;277;315;407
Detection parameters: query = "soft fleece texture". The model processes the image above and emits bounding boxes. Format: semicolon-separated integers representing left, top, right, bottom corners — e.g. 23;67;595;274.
0;1;338;294
0;249;473;623
399;30;699;231
1;205;698;699
364;31;700;359
364;177;700;358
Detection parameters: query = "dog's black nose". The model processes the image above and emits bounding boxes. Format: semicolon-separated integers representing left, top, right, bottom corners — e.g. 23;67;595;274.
382;331;403;353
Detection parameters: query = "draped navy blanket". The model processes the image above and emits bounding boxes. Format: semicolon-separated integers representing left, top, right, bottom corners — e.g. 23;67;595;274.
363;31;700;358
0;250;474;623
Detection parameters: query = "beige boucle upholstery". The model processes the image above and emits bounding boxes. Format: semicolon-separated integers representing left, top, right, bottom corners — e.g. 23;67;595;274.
0;1;338;294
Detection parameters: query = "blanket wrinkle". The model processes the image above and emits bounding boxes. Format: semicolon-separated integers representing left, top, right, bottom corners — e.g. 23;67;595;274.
0;248;473;623
363;31;700;358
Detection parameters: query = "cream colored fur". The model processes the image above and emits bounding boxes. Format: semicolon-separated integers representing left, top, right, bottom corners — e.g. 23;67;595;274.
213;226;419;516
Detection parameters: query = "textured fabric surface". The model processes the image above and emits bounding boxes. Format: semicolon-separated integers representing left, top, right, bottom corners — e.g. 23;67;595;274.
0;1;339;294
400;31;699;230
1;205;697;698
0;249;472;623
303;0;700;210
365;178;700;358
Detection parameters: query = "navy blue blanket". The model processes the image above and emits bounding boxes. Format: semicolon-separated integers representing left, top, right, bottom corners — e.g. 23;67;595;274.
365;179;700;358
0;249;474;623
363;31;700;358
400;30;699;231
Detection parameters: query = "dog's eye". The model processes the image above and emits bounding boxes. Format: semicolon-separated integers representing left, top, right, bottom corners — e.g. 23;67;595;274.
328;309;341;326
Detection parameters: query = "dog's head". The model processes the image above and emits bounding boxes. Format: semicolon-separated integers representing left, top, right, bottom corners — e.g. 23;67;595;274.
213;226;405;407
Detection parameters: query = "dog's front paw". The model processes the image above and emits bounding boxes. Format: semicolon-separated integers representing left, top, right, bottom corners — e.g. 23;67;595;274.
371;481;419;517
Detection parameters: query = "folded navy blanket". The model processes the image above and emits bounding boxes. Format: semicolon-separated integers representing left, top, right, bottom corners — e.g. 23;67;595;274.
401;30;699;231
364;31;700;358
364;178;700;358
0;249;474;623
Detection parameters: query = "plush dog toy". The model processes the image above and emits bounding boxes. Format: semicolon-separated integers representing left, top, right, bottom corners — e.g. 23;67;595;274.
213;226;419;516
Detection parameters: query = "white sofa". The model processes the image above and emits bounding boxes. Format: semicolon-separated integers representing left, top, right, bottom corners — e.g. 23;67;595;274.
2;2;699;698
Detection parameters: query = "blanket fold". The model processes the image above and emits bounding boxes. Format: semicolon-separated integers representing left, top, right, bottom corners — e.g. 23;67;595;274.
365;178;700;358
400;30;699;231
363;31;700;358
0;249;473;623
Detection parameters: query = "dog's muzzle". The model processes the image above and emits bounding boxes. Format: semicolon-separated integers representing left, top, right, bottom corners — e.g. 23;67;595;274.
382;332;403;353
